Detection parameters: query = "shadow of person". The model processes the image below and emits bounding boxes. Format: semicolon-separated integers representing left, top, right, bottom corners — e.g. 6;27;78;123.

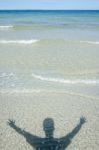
7;117;86;150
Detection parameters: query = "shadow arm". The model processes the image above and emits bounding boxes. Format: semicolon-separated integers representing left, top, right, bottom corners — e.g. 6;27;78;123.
7;119;26;136
66;117;86;140
60;117;86;144
7;119;40;142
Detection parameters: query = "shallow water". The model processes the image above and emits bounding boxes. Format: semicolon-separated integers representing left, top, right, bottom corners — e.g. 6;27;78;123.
0;10;99;98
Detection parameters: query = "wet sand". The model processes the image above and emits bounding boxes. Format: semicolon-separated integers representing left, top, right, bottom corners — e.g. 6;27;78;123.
0;92;99;150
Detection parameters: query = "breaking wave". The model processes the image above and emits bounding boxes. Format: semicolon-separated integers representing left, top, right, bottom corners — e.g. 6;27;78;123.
79;41;99;45
0;25;13;30
0;39;39;44
32;73;99;84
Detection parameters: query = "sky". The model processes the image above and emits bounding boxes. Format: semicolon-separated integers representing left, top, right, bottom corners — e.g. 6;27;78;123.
0;0;99;10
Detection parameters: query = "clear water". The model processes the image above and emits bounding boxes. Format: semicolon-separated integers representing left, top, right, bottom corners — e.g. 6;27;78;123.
0;10;99;98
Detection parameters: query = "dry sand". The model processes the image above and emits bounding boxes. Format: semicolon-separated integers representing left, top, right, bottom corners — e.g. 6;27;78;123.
0;91;99;150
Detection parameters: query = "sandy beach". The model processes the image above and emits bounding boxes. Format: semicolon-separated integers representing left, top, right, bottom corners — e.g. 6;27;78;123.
0;91;99;150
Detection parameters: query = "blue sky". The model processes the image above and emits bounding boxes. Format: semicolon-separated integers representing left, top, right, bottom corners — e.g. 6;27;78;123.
0;0;99;10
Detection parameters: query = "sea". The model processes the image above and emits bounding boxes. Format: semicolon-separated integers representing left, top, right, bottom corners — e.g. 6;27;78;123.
0;10;99;98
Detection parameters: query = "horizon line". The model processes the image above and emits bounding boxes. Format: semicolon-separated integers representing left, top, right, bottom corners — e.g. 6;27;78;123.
0;9;99;11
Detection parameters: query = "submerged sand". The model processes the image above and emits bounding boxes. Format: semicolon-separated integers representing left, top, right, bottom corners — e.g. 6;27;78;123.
0;91;99;150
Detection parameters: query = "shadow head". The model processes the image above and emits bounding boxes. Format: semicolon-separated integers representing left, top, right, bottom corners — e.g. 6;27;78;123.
43;118;55;138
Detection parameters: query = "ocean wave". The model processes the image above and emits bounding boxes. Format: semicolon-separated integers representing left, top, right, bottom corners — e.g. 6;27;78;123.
79;41;99;45
0;25;13;30
63;40;99;45
32;73;99;84
0;39;39;44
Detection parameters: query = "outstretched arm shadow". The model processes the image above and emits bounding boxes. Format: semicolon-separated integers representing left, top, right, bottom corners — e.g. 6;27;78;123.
66;117;86;139
7;117;86;149
60;117;86;148
7;119;41;147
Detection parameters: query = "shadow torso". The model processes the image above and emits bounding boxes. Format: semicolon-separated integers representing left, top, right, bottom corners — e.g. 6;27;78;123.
26;136;71;150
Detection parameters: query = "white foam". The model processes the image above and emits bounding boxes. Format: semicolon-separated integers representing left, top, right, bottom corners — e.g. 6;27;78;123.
0;72;16;78
0;25;13;30
32;73;99;85
0;39;39;44
79;41;99;45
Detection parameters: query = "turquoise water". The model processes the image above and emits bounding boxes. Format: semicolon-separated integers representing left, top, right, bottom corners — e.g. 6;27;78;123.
0;10;99;97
